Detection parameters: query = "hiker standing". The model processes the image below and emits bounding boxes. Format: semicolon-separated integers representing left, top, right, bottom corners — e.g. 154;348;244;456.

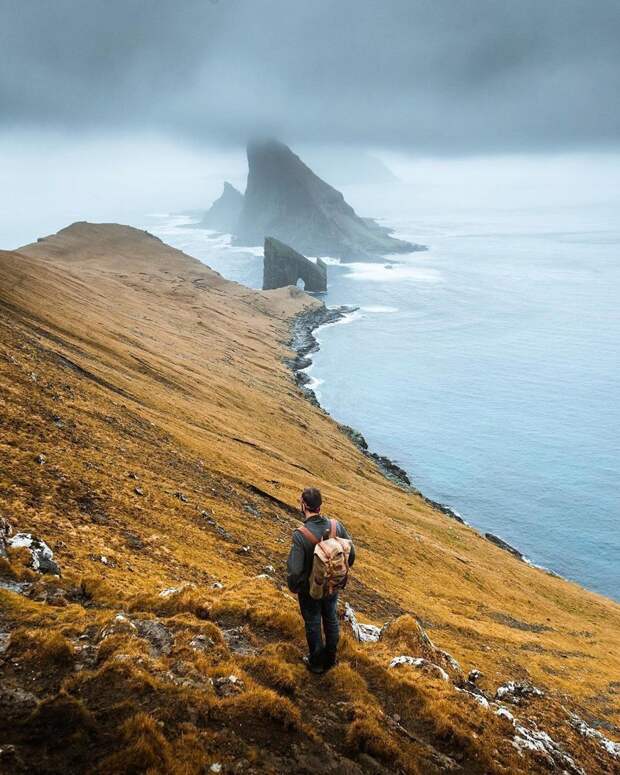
286;487;355;674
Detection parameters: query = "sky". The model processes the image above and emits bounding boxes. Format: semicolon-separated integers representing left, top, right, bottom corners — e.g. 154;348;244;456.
1;0;619;247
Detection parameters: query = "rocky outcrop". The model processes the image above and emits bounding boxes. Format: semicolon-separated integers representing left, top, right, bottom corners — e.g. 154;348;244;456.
263;237;327;292
236;139;425;260
198;182;244;233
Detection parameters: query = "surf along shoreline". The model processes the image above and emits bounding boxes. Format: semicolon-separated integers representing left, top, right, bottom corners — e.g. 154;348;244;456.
286;303;549;572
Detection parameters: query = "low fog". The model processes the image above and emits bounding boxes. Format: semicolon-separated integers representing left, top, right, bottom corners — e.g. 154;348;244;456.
1;0;619;247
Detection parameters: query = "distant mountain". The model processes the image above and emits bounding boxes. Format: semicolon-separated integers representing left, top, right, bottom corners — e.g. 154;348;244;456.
199;181;244;233
235;139;424;260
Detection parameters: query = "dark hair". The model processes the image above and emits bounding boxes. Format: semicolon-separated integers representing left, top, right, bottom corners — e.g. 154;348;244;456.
301;487;322;512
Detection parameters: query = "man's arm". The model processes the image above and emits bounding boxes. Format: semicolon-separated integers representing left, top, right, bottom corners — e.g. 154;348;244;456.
286;531;306;592
337;522;356;567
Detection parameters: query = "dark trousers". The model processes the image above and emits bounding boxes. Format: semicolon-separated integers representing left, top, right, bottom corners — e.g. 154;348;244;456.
298;590;339;669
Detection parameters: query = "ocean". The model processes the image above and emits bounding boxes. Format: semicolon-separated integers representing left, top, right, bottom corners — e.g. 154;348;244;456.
142;192;619;601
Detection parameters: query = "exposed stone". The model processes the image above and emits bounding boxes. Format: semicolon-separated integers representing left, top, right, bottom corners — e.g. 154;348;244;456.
495;682;544;704
485;533;526;562
389;655;450;682
98;612;138;641
159;583;195;598
468;668;483;684
236;545;251;555
567;712;620;758
174;491;188;503
214;674;245;697
134;487;144;496
7;533;60;575
221;626;256;656
236;139;424;261
263;237;327;292
133;619;173;657
190;633;215;652
494;706;585;774
344;602;383;643
34;453;46;465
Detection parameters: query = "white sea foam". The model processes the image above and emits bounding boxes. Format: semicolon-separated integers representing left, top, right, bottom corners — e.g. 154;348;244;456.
345;262;442;283
361;305;399;313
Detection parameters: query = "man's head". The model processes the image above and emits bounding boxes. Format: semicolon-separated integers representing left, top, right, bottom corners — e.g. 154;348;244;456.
300;487;322;515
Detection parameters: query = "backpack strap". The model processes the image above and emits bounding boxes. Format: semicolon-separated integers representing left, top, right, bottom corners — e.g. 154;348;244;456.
297;524;320;546
329;519;337;539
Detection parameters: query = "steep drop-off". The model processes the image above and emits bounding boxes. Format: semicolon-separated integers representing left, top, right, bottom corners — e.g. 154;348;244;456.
0;223;618;774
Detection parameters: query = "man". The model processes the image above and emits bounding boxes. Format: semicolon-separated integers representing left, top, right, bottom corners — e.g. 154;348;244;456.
287;487;355;674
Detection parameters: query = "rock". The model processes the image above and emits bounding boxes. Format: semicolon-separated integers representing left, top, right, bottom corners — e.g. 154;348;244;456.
127;472;139;480
7;533;60;575
198;181;244;233
222;626;256;656
34;453;46;465
211;581;224;590
568;712;620;758
495;681;544;704
389;655;450;681
0;632;10;654
468;668;483;683
174;491;188;503
134;487;144;496
262;565;275;575
159;583;195;598
98;612;138;641
125;533;144;550
243;502;261;517
495;706;586;774
189;634;215;652
236;545;251;555
263;237;327;292
344;603;383;643
485;533;525;561
214;674;245;697
133;619;173;657
235;139;424;260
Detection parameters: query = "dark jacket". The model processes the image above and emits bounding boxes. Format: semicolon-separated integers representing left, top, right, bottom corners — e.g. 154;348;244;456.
286;514;355;593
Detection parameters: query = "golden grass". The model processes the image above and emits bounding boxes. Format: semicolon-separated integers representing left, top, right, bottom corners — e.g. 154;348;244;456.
0;223;618;773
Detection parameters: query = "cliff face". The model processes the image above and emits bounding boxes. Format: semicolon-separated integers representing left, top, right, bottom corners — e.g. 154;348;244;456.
0;223;618;774
199;182;244;233
263;237;327;292
236;139;424;260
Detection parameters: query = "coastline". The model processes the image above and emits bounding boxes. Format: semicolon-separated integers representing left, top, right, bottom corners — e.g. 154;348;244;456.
286;303;541;569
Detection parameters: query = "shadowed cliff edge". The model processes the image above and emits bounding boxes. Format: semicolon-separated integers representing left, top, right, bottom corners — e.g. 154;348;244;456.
0;222;619;774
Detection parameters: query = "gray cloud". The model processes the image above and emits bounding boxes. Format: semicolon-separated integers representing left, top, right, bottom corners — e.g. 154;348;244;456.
2;0;619;152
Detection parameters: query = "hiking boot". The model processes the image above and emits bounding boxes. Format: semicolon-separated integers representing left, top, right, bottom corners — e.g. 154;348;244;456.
302;655;324;675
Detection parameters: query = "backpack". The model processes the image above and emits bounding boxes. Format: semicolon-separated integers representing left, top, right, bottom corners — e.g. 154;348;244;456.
297;519;352;599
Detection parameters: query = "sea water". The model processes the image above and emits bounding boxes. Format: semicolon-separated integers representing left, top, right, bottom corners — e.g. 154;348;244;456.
142;196;619;602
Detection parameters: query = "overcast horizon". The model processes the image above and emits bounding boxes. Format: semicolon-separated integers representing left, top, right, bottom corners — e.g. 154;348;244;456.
2;0;620;248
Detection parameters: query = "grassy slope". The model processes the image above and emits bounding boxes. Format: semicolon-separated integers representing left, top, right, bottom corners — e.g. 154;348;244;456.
0;223;618;774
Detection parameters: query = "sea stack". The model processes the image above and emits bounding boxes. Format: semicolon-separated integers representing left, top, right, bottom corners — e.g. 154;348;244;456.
236;139;424;261
263;237;327;292
199;181;244;233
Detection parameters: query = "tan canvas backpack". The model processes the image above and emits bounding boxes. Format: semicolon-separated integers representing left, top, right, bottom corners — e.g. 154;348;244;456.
298;519;352;599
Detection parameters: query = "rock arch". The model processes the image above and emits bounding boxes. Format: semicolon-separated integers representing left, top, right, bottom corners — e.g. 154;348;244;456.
262;237;327;292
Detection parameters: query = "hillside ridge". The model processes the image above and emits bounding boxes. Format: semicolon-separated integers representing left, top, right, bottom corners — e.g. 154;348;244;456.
0;224;618;774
